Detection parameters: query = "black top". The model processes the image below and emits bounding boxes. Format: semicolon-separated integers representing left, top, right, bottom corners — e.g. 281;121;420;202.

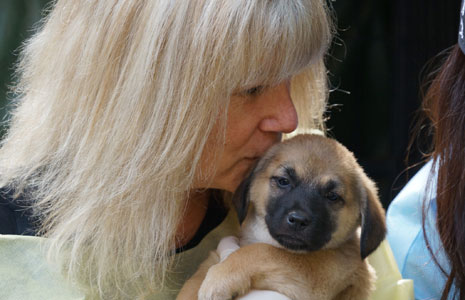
176;192;228;253
0;189;36;236
0;189;228;253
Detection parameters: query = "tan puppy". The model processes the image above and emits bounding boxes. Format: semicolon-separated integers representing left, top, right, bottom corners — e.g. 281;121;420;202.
177;134;386;300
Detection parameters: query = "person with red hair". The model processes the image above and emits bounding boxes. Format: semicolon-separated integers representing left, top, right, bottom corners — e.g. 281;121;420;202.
387;1;465;299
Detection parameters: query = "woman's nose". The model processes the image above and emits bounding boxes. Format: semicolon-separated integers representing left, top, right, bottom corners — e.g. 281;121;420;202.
258;81;298;134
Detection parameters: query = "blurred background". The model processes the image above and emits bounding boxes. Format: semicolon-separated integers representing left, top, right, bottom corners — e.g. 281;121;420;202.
0;0;462;208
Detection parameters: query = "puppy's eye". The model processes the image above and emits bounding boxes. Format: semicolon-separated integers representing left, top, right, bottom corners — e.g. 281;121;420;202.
325;191;341;202
272;176;291;189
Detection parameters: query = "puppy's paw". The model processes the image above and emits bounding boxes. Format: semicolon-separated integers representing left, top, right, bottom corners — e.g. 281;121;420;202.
198;263;250;300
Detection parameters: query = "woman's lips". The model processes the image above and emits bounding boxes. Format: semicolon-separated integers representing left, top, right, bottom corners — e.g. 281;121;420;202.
244;156;258;160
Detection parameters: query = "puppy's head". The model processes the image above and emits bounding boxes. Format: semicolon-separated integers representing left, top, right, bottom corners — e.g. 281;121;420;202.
233;134;386;259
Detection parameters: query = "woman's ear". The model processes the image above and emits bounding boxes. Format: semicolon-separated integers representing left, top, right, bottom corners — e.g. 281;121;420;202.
232;170;255;224
359;173;386;259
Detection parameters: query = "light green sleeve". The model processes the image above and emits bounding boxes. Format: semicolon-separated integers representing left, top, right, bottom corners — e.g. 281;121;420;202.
0;212;240;300
0;235;84;300
369;240;415;300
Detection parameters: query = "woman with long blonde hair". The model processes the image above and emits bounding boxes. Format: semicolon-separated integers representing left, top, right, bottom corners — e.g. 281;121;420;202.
0;0;332;299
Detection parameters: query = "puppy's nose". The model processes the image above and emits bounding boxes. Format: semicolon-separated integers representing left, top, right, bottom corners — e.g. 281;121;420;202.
286;211;310;230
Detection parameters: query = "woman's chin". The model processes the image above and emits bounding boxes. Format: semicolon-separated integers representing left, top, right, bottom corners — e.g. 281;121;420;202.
220;158;258;192
194;158;258;192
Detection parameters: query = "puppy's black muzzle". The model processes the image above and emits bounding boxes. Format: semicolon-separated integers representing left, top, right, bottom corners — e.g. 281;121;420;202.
265;186;334;252
286;211;310;231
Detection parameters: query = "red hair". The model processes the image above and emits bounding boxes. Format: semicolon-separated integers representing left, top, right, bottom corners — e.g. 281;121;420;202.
422;45;465;300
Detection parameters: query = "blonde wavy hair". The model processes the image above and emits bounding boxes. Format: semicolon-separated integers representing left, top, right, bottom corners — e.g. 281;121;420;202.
0;0;332;298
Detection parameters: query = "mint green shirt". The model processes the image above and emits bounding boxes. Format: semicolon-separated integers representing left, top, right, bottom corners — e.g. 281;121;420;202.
0;212;239;300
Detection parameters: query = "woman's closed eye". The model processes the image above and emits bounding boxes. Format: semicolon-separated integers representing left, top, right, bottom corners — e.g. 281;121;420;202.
241;85;265;97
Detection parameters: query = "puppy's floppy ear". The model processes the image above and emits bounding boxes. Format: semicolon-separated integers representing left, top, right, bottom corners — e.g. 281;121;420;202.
232;170;255;225
359;173;386;259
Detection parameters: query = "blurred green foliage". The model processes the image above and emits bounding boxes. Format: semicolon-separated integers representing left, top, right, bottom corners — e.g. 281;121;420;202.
0;0;51;128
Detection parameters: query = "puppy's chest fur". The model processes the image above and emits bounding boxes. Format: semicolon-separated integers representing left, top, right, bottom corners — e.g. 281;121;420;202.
239;210;282;248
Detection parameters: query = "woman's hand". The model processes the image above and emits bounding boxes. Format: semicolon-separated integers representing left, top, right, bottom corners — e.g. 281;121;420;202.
216;236;291;300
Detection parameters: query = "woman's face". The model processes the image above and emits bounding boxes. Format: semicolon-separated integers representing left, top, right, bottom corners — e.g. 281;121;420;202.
195;80;298;193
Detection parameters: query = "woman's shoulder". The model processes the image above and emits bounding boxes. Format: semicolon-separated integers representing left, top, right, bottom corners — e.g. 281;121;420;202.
0;235;84;300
